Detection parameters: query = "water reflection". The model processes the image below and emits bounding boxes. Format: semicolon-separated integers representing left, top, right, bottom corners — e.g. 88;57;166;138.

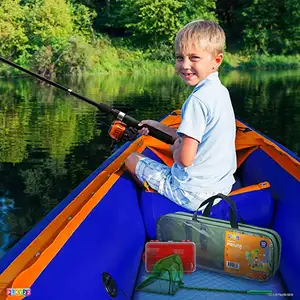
222;70;300;154
0;69;299;256
0;196;15;259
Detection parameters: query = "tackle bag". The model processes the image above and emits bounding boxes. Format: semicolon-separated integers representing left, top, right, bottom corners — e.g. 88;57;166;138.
156;193;281;281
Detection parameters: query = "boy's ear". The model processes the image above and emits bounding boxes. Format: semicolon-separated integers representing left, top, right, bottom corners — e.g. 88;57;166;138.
214;53;223;67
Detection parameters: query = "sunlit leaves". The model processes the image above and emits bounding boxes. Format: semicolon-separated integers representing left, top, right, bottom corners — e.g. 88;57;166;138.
0;0;28;56
117;0;217;45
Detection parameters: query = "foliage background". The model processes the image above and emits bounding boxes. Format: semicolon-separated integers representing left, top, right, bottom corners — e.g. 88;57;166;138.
0;0;299;76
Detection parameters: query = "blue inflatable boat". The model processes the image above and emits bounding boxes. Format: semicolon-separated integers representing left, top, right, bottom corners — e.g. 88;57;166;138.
0;110;299;300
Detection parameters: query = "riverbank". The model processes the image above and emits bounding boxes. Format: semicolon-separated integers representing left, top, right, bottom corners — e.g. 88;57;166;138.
0;36;299;78
223;53;300;70
0;36;175;78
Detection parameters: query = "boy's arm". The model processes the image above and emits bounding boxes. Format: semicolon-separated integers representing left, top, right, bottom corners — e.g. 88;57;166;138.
171;134;199;167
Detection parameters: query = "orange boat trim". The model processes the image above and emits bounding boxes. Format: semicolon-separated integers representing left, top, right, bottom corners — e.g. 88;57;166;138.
229;181;270;196
0;138;147;300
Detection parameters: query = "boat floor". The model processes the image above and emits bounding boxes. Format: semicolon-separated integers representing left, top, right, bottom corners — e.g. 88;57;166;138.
133;260;287;299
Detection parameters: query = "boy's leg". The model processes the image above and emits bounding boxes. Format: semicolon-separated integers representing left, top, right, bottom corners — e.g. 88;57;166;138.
125;153;233;212
125;154;209;211
125;152;170;193
125;152;146;188
126;154;194;209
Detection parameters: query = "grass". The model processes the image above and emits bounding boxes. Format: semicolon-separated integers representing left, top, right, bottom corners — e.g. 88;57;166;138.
0;35;176;78
0;34;298;78
222;53;300;70
238;54;300;70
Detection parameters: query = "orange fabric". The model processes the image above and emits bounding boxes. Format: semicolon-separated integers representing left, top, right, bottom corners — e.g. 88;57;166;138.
143;136;174;167
0;138;147;300
236;146;258;168
235;120;300;181
229;182;270;196
143;181;270;196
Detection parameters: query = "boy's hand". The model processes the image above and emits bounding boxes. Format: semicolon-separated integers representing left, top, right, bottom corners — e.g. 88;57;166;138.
138;120;179;142
138;120;160;135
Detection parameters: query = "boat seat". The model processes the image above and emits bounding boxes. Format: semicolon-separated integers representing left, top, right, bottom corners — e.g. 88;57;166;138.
139;181;274;240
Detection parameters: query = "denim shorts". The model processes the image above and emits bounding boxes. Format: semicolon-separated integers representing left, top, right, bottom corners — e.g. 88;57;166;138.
135;157;231;211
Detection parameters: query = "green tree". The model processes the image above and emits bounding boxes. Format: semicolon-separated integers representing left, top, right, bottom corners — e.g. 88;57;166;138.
240;0;300;55
0;0;28;57
242;0;283;54
282;0;300;54
120;0;183;44
216;0;251;51
25;0;73;48
23;0;74;75
115;0;217;45
70;3;97;41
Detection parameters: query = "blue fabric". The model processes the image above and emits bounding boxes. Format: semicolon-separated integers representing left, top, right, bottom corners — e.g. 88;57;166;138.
239;148;300;297
171;72;236;193
140;187;274;240
28;175;145;300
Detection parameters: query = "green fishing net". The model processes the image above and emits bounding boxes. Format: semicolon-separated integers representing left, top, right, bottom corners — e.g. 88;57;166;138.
135;254;184;295
135;254;273;296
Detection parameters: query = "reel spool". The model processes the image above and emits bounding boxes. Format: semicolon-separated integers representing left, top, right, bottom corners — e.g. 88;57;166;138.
109;120;127;142
108;120;138;151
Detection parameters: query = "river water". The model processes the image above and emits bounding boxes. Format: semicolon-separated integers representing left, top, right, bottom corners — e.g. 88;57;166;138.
0;69;299;257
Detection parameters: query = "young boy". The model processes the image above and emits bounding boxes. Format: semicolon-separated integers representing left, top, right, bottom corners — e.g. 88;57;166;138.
125;20;237;211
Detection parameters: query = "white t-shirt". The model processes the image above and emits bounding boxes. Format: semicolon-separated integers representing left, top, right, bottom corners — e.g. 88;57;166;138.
171;72;237;193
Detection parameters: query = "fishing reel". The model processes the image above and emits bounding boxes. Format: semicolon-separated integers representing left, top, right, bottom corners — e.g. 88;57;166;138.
108;120;138;151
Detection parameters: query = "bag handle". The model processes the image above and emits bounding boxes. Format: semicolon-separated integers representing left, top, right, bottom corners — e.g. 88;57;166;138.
203;194;245;223
192;193;245;229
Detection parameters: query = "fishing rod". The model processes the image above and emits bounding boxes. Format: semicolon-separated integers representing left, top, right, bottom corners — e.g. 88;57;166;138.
0;56;176;145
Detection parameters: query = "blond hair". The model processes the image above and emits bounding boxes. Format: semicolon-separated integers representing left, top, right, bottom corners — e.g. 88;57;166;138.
175;20;226;56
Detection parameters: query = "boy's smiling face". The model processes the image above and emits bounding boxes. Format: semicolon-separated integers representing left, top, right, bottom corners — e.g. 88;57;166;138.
175;44;223;86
